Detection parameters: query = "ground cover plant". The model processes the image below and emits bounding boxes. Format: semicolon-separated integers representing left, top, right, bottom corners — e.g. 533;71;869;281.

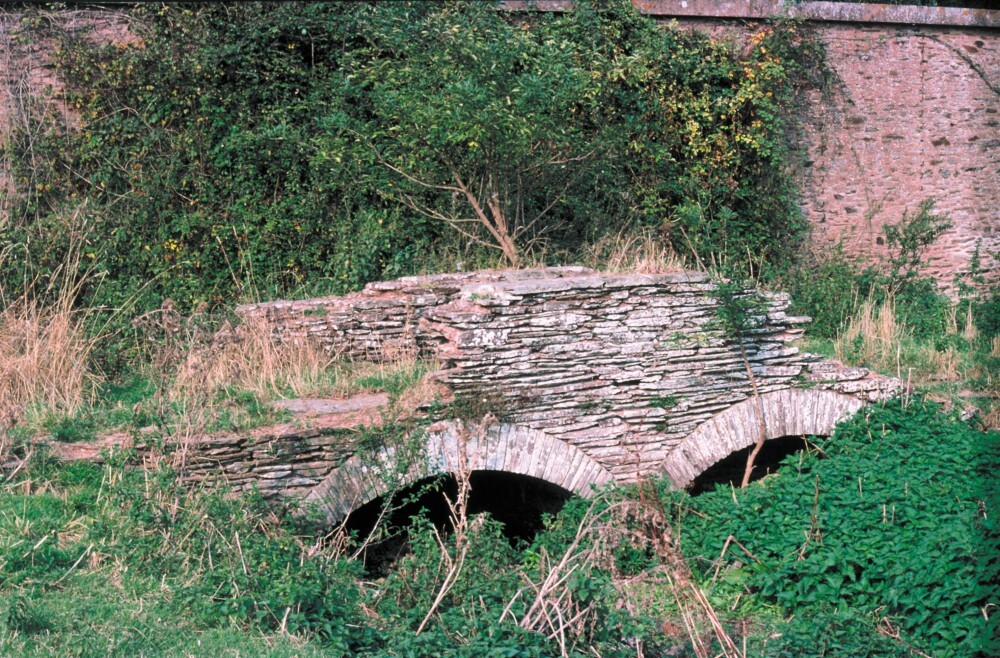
2;397;996;657
670;399;999;657
783;200;999;427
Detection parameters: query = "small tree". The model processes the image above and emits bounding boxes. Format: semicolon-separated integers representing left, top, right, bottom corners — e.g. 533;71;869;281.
360;3;598;266
713;279;771;487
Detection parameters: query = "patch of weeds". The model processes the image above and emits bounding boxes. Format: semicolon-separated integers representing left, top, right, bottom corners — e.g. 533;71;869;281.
790;373;818;390
650;395;679;410
0;592;49;635
355;422;410;454
352;360;434;396
98;374;165;429
99;373;157;407
673;399;998;656
449;388;512;423
45;413;97;443
207;387;286;433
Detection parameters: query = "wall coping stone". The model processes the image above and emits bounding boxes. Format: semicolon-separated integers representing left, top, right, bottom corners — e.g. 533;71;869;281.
500;1;1000;29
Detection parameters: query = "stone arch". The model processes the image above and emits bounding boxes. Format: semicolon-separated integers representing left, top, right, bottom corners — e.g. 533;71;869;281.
305;423;615;524
662;389;865;489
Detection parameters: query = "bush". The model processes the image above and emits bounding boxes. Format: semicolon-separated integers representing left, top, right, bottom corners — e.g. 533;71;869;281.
763;608;910;658
785;200;956;341
3;0;823;326
673;399;999;656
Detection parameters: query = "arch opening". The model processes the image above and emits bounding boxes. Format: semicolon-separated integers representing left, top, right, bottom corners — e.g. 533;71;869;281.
662;389;864;489
305;423;615;525
688;435;816;495
345;470;572;576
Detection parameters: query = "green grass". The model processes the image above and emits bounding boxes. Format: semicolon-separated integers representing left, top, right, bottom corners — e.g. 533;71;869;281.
15;358;438;452
2;396;997;656
0;457;362;657
18;376;289;444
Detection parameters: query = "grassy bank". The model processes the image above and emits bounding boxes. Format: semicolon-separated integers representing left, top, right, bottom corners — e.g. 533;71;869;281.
1;399;996;657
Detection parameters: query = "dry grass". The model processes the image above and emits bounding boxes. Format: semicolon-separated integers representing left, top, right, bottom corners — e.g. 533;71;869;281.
172;316;437;404
834;298;905;373
0;291;99;470
584;231;686;274
834;298;982;385
831;298;998;427
172;316;338;401
504;493;744;658
0;294;99;427
0;204;109;433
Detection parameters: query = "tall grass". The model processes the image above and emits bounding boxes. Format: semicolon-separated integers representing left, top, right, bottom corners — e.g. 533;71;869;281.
172;316;338;401
0;208;101;427
834;299;906;376
584;231;686;274
172;315;438;404
0;297;98;423
833;297;998;427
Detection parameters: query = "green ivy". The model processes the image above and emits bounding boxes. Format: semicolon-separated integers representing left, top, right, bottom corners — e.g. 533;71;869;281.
3;1;823;327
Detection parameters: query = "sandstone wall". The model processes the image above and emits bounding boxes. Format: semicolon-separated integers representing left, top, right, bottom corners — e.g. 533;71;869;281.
798;22;998;285
650;2;1000;287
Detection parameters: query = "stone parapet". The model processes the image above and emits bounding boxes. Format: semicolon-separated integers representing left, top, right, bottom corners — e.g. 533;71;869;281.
501;1;1000;28
38;268;900;511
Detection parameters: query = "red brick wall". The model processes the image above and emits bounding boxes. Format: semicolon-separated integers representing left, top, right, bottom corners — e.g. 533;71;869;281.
670;15;1000;287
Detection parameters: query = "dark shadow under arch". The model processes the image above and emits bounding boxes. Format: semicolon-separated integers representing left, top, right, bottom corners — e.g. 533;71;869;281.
305;422;614;525
688;435;818;495
346;470;573;576
662;389;864;489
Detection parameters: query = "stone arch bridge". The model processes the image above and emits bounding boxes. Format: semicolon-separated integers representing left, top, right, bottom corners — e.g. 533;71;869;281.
129;268;899;523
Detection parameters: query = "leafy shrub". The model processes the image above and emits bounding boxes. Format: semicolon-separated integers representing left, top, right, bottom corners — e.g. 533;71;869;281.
785;200;955;341
762;608;910;658
3;0;824;330
673;399;999;656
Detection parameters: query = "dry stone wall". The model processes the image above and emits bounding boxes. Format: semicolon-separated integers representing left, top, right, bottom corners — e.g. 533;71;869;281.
239;268;898;485
44;267;898;517
236;267;598;361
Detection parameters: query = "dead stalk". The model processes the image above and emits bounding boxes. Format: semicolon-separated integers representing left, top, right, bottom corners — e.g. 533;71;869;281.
415;414;491;635
739;339;768;488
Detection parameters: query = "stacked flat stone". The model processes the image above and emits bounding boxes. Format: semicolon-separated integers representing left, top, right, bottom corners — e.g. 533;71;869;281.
176;424;357;499
41;267;899;517
236;267;595;361
238;267;898;485
416;270;895;480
